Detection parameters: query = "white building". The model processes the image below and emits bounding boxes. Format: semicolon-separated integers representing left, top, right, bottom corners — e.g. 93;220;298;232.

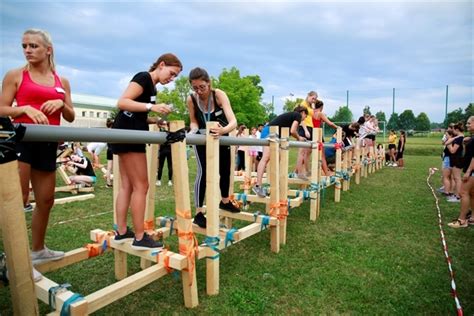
62;93;117;128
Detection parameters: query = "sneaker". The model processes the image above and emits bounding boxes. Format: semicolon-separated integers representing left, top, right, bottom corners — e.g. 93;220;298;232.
168;180;172;186
447;195;461;203
252;185;266;198
436;186;445;193
448;219;468;228
392;163;398;167
131;233;163;250
219;201;241;213
105;183;113;188
468;218;474;226
5;266;42;283
114;227;135;243
32;267;43;282
31;246;64;265
156;180;162;186
193;212;207;228
24;203;33;213
297;173;309;181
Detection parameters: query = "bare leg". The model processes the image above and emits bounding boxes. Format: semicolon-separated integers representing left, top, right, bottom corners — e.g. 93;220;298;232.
30;170;56;251
256;147;270;186
18;161;31;206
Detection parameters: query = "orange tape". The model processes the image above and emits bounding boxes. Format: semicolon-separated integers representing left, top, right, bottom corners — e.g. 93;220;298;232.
144;219;155;231
177;230;199;286
86;243;101;258
176;209;192;220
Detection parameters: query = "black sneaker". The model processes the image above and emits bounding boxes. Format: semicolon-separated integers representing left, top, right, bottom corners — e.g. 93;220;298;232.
114;227;135;243
131;233;163;250
193;212;207;228
219;201;241;213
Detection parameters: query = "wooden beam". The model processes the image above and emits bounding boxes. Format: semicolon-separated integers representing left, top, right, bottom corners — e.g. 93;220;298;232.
268;126;280;253
169;121;199;308
278;128;289;245
205;121;220;295
0;160;39;315
35;248;90;273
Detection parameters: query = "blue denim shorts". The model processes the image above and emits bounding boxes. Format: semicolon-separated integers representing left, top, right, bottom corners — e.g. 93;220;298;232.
442;156;451;169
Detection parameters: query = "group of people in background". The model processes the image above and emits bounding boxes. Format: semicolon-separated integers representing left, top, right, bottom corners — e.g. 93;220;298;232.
386;129;406;168
439;118;474;229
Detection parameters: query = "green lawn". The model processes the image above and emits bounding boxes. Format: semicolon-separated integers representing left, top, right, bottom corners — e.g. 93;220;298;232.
1;139;473;314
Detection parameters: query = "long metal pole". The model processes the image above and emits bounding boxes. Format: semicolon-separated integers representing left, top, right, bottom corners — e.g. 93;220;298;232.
346;90;349;108
445;85;449;122
392;88;395;115
20;124;346;149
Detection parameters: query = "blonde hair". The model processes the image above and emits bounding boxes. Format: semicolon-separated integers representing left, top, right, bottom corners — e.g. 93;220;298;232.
23;28;55;71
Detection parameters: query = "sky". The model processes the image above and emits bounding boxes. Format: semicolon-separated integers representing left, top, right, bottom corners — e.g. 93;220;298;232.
1;0;472;123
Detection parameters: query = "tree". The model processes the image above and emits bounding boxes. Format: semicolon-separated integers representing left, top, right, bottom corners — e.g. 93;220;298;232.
363;105;371;115
375;111;386;123
262;101;275;122
214;67;266;128
415;112;431;131
398;109;416;130
387;113;399;130
283;98;303;112
464;103;474;122
331;105;353;123
443;108;464;127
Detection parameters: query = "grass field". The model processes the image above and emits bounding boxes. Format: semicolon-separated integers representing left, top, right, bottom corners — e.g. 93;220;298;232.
1;138;473;315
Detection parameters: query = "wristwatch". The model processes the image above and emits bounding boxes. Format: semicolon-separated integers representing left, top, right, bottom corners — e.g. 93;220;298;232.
145;103;153;112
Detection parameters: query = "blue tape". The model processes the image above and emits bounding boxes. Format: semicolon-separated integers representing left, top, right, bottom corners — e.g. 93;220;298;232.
48;283;71;311
203;236;220;260
225;228;237;247
60;293;84;316
261;215;270;231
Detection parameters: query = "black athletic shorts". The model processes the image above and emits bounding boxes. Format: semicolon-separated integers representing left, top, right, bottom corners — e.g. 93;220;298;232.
106;146;113;160
16;141;58;172
298;126;313;141
388;144;396;150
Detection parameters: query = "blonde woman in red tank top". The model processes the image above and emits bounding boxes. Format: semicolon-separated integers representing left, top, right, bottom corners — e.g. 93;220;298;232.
0;29;75;272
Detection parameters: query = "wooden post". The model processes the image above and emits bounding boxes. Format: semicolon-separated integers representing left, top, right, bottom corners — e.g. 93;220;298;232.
269;126;280;253
112;153;127;280
0;161;39;315
355;144;361;185
170;121;199;308
334;127;342;203
363;146;368;178
205;122;220;295
226;129;236;228
310;128;321;221
278;128;289;245
243;128;251;197
141;125;159;270
342;150;349;191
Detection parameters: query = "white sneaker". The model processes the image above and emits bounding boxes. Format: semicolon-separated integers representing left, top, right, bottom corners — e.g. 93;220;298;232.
156;180;161;186
32;267;43;282
5;266;43;282
168;180;172;186
446;195;461;203
392;163;398;167
31;247;64;265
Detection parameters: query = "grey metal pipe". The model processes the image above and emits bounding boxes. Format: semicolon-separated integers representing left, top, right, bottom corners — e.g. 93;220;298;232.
21;124;342;149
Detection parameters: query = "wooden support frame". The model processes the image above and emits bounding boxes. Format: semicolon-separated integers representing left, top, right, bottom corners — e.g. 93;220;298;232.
334;127;343;203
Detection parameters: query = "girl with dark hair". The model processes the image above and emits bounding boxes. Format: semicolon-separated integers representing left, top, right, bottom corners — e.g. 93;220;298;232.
396;130;406;169
444;122;465;202
187;67;240;228
111;53;182;249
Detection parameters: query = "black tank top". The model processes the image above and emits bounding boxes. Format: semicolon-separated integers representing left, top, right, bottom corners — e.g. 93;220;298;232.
190;90;229;134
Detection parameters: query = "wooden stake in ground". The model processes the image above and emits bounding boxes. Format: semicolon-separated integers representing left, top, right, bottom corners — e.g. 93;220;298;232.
0;160;39;315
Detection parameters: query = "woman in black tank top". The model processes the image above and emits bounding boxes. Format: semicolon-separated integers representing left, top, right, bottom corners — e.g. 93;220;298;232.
186;67;239;228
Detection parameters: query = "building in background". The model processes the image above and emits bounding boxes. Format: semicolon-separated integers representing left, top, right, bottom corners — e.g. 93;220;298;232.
62;93;117;128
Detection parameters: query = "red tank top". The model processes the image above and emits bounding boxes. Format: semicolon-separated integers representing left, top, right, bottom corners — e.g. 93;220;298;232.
312;117;322;128
14;70;65;126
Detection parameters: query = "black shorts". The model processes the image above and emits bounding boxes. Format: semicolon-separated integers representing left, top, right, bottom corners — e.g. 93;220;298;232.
106;146;113;160
450;156;463;168
256;151;263;161
388;144;396;150
16;141;58;172
298;126;313;141
111;111;148;154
